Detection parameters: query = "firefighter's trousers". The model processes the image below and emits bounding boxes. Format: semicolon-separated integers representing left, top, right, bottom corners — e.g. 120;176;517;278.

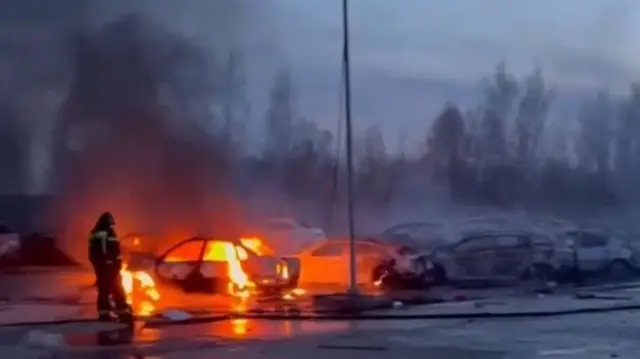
92;262;130;315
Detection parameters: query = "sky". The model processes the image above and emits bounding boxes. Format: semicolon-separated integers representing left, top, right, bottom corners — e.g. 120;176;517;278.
2;0;639;192
20;0;640;150
261;0;640;144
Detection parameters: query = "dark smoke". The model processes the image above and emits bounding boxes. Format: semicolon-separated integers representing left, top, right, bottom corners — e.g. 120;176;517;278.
0;104;28;194
51;14;240;259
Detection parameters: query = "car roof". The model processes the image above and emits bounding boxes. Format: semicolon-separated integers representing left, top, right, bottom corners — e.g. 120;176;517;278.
385;221;451;230
321;236;389;246
168;235;242;245
560;228;610;237
460;229;546;238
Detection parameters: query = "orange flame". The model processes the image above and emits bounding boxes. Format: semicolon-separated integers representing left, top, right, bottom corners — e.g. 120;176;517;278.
240;237;274;256
121;263;160;316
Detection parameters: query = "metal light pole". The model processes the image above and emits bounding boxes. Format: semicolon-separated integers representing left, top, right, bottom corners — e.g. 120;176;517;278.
342;0;358;295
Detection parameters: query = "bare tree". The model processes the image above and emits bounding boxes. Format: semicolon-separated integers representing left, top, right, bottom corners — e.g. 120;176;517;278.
263;70;295;162
576;90;613;173
479;63;518;165
515;68;553;168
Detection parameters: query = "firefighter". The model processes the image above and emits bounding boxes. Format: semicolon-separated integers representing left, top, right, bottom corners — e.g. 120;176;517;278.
89;212;132;321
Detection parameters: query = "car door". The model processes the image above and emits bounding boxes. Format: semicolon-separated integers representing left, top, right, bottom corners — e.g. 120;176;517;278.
574;232;610;271
299;242;348;285
449;236;497;279
199;239;240;293
491;235;532;278
156;239;205;289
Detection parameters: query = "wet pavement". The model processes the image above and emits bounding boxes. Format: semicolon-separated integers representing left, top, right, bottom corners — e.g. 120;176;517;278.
2;308;640;358
3;269;640;357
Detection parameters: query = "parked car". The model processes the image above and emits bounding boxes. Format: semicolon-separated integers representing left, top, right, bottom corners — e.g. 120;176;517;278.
555;229;639;280
126;235;299;295
380;221;454;253
291;237;434;290
0;222;20;259
246;218;327;256
426;230;575;285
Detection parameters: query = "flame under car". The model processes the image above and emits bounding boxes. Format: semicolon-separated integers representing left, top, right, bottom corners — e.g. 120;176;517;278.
126;236;299;296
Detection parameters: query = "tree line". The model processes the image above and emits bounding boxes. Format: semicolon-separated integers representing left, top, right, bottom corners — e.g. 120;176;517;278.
247;63;640;210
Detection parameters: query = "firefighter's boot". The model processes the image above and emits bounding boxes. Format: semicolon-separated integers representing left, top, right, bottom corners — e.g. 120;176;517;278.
116;307;134;325
98;311;112;322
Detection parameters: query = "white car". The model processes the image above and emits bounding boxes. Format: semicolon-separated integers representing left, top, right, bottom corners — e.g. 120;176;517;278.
555;229;639;279
248;218;327;256
0;222;20;259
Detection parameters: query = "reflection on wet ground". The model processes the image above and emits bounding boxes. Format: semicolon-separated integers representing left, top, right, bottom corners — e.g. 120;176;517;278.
65;325;135;347
139;319;354;341
5;310;640;359
53;319;357;350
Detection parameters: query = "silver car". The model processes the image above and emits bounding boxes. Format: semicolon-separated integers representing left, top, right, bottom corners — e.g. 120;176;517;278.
427;230;574;284
556;229;639;279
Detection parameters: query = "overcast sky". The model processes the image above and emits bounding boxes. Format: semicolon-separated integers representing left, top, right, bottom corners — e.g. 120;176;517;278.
92;0;640;148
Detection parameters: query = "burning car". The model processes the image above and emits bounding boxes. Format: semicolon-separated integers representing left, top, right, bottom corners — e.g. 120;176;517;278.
291;237;434;290
125;235;299;297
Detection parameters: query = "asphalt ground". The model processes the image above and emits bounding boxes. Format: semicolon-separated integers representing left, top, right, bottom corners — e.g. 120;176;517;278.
3;308;639;358
2;267;640;359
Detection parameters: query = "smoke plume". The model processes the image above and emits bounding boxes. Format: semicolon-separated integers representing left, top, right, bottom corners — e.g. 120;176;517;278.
51;14;240;259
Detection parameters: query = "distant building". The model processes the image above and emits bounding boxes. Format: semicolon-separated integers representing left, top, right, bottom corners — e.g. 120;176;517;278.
0;195;53;234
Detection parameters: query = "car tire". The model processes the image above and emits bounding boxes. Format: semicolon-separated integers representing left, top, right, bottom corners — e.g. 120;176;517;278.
606;260;634;281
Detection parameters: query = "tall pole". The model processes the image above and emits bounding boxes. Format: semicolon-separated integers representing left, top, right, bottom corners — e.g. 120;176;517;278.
342;0;358;294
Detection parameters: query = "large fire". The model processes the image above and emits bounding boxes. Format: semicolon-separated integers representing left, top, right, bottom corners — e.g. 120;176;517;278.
120;236;304;316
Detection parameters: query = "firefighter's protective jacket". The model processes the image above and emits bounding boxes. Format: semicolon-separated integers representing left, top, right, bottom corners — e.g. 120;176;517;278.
89;227;122;266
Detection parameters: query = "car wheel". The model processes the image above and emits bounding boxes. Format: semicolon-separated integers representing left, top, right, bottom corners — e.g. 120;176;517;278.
606;260;634;281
